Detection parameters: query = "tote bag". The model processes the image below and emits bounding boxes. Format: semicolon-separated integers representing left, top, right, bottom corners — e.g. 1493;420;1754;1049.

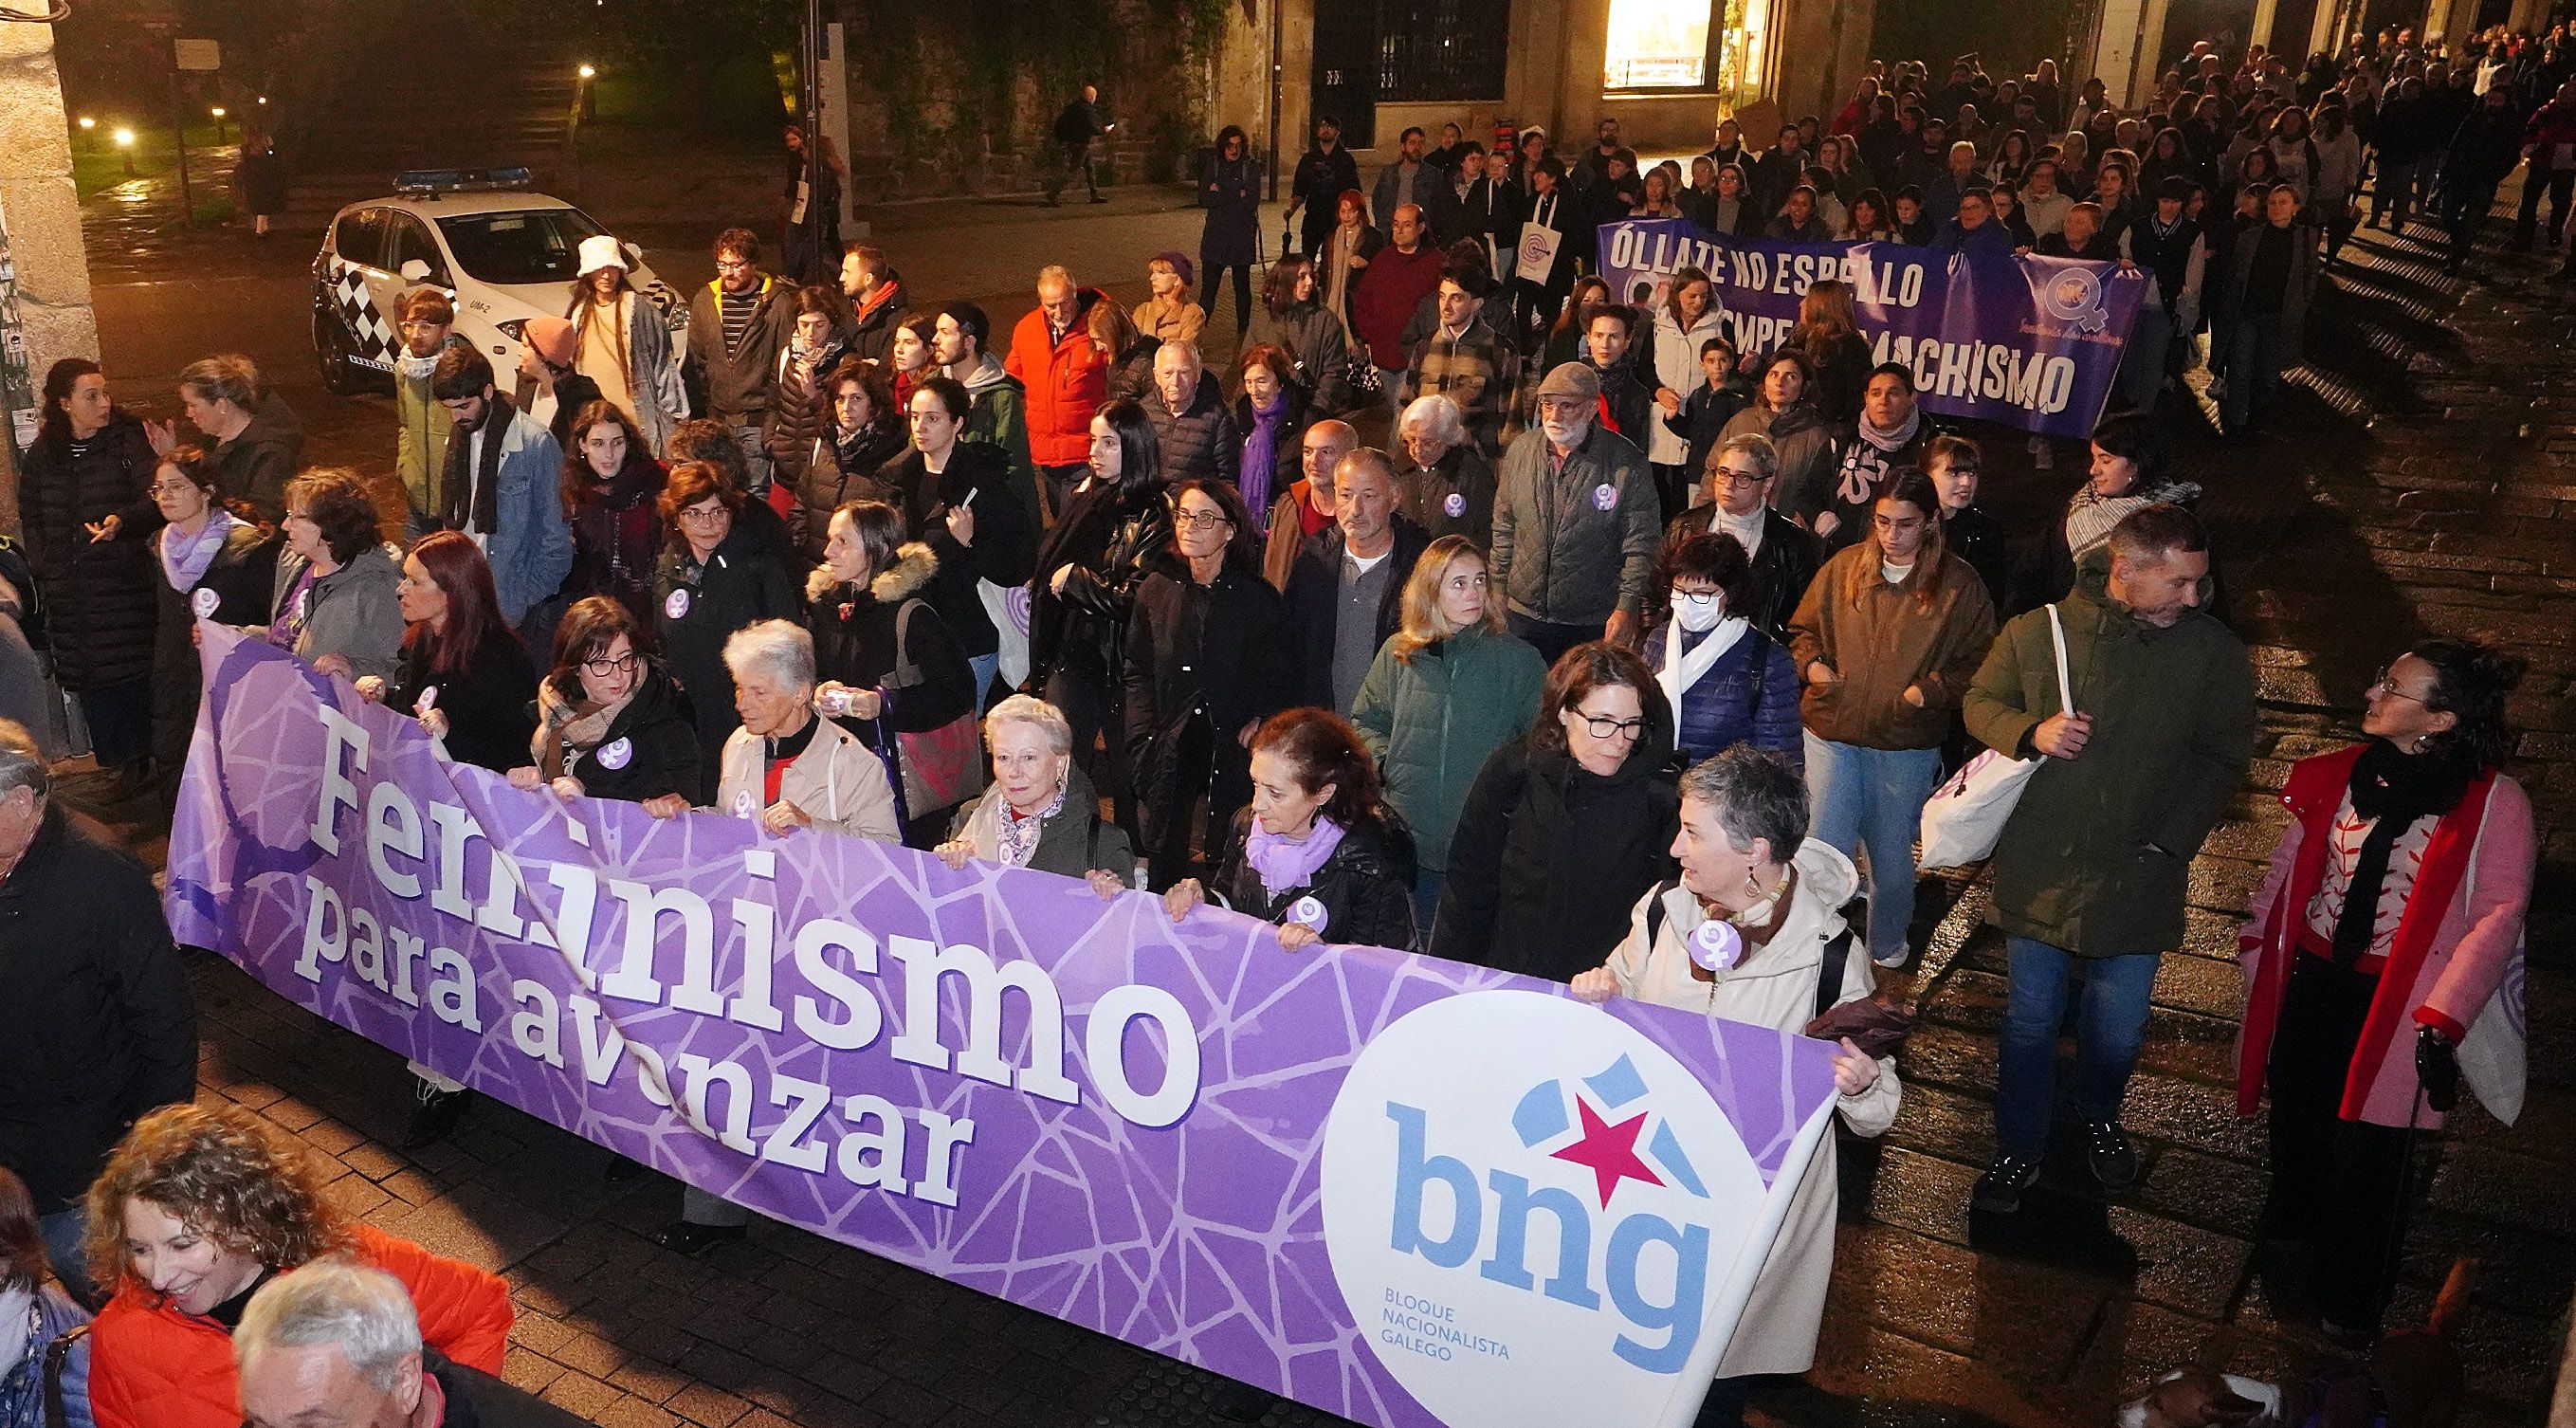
1918;603;2069;870
886;600;990;816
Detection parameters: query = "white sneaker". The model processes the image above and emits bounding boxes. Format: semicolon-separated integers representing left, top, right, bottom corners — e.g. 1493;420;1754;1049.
1872;944;1912;969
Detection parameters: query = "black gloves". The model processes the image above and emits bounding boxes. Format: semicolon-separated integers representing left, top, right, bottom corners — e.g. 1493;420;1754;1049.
2416;1025;2460;1114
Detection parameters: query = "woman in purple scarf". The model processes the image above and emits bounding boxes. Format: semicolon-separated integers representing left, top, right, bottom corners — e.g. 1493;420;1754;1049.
1162;707;1418;950
1231;343;1307;519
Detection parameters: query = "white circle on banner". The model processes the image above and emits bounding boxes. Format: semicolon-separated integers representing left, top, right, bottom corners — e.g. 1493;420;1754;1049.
1288;895;1328;929
192;587;221;617
1690;919;1745;973
731;790;755;817
1443;491;1467;518
665;588;691;620
596;737;632;770
413;686;438;715
1592;483;1617;512
1320;990;1765;1428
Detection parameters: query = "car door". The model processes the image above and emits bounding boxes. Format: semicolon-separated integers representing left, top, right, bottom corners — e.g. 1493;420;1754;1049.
323;205;394;371
366;211;456;368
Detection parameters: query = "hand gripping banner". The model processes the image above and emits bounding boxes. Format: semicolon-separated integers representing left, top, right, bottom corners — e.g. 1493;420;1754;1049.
165;626;1841;1428
1596;217;2151;438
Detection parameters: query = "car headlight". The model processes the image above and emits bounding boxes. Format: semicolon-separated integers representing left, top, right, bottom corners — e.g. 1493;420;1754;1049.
494;319;528;341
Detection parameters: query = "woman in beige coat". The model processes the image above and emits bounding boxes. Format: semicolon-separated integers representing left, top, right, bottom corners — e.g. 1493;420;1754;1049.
1573;745;1898;1427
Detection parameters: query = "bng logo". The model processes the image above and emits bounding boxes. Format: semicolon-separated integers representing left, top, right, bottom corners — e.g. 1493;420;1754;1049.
1321;991;1767;1427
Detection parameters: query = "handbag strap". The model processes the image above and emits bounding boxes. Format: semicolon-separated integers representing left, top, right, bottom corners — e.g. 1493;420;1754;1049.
44;1324;88;1428
1814;929;1855;1023
883;599;931;692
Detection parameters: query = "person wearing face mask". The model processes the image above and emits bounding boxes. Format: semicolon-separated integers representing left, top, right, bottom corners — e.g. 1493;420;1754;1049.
1489;364;1661;664
1787;470;1995;969
1965;504;2255;1214
1433;643;1680;980
1665;433;1824;646
938;695;1134;888
2235;639;2532;1339
82;1105;510;1428
1162;708;1416;951
510;596;698;815
1123;480;1292;888
1570;746;1895;1426
1644;533;1801;770
1349;537;1545;939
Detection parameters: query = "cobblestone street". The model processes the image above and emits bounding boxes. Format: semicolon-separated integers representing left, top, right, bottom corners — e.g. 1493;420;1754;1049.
58;174;2576;1426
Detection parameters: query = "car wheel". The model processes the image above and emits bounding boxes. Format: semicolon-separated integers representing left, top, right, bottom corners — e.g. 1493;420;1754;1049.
314;310;363;395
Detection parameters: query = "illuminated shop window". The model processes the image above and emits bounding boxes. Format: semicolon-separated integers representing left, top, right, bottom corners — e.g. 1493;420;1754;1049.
1603;0;1717;90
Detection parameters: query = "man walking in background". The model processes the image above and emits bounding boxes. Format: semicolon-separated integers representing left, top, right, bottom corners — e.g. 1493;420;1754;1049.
1047;83;1112;206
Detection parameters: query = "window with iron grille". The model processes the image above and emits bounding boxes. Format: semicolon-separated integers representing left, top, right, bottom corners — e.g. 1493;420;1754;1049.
1378;0;1513;103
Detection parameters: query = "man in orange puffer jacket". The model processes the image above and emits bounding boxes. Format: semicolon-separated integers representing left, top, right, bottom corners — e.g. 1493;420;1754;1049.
1004;266;1115;519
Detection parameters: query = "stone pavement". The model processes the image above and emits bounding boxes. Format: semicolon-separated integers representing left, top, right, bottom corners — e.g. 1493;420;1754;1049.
58;173;2575;1426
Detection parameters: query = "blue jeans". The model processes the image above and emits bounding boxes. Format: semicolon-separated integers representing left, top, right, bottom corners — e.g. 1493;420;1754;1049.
967;652;998;710
1801;734;1942;961
1411;869;1445;951
40;1206;97;1306
2222;311;2285;429
1994;936;2162;1156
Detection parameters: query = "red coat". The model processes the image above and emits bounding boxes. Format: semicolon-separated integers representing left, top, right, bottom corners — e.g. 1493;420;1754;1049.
1003;288;1115;467
89;1222;513;1428
2235;745;2533;1129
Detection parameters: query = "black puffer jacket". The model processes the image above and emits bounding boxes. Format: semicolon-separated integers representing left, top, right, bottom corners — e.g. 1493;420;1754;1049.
1030;478;1177;687
1122;560;1295;780
1143;373;1242;485
1209;806;1419;950
765;339;854;520
150;519;278;778
1432;708;1682;983
19;413;161;690
792;420;905;560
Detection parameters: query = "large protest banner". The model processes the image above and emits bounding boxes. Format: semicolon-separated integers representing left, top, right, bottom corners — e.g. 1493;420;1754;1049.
1595;217;2150;438
166;626;1843;1428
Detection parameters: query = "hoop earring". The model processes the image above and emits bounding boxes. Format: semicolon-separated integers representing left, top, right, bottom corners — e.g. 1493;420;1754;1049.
1743;868;1763;900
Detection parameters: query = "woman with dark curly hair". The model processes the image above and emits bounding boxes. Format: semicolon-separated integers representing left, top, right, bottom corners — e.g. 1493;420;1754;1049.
1161;706;1416;950
82;1105;510;1428
255;469;401;684
2236;638;2536;1339
652;460;801;801
557;399;667;628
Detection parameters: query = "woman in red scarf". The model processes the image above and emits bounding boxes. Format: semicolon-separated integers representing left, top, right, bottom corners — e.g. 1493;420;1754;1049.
2236;637;2533;1340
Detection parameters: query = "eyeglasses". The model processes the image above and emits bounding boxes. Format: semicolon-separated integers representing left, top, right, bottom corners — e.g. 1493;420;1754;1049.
714;258;756;274
678;504;730;525
583;652;641;678
1871;514;1927;533
2368;667;2432;705
398;320;448;333
1573;710;1648;741
151;481;199;497
1173;508;1235;532
1711;466;1770;486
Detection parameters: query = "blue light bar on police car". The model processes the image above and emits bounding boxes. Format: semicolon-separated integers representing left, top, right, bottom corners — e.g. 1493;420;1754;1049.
393;167;537;195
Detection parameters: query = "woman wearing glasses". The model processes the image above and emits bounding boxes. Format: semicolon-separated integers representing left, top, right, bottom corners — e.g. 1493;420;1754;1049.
1786;469;1996;971
509;596;698;815
1644;533;1802;769
2235;639;2533;1339
653;461;802;804
1122;479;1291;888
1665;434;1824;645
1433;642;1680;982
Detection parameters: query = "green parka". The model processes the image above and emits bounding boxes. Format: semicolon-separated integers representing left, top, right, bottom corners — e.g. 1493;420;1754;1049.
1349;626;1549;873
1962;547;2255;958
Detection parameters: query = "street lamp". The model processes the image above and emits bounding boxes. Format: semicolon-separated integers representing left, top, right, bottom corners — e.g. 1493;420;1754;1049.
113;126;136;176
210;105;228;143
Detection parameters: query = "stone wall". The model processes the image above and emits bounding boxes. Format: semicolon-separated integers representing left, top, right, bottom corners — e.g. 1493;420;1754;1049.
0;20;102;535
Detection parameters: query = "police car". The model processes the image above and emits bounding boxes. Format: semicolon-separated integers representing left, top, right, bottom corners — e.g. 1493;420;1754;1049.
309;168;684;394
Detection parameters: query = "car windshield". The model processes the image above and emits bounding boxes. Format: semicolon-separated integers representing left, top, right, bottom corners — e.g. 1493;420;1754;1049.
433;209;606;284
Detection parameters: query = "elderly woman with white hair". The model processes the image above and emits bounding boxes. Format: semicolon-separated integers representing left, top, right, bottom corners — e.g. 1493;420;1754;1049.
1572;745;1897;1427
1392;392;1495;545
659;619;901;1254
936;695;1136;891
234;1258;587;1428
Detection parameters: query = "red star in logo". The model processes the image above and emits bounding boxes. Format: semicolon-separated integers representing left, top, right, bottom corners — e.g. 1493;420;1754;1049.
1550;1098;1663;1208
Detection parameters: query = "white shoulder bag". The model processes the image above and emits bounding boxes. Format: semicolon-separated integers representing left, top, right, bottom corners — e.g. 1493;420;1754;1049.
1918;603;2069;870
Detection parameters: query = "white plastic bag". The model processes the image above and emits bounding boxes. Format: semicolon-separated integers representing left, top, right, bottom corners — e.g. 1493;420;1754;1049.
1919;604;2068;870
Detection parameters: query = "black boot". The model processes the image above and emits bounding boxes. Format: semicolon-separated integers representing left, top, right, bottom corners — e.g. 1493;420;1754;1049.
402;1083;470;1149
649;1218;747;1255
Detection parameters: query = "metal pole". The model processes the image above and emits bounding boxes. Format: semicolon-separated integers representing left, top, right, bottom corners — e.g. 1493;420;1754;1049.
169;59;194;228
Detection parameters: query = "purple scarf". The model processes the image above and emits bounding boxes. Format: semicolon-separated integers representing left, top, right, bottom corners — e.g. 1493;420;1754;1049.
1245;815;1345;900
160;510;243;593
1241;392;1286;515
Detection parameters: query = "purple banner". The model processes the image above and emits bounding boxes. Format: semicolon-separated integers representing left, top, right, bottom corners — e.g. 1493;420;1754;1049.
1596;218;2149;438
166;627;1841;1428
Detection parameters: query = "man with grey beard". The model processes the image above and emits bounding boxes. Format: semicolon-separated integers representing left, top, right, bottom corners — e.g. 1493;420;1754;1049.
1487;362;1660;664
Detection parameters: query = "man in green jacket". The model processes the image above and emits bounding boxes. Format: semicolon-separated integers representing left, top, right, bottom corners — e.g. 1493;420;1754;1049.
393;288;469;540
1962;504;2254;1213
